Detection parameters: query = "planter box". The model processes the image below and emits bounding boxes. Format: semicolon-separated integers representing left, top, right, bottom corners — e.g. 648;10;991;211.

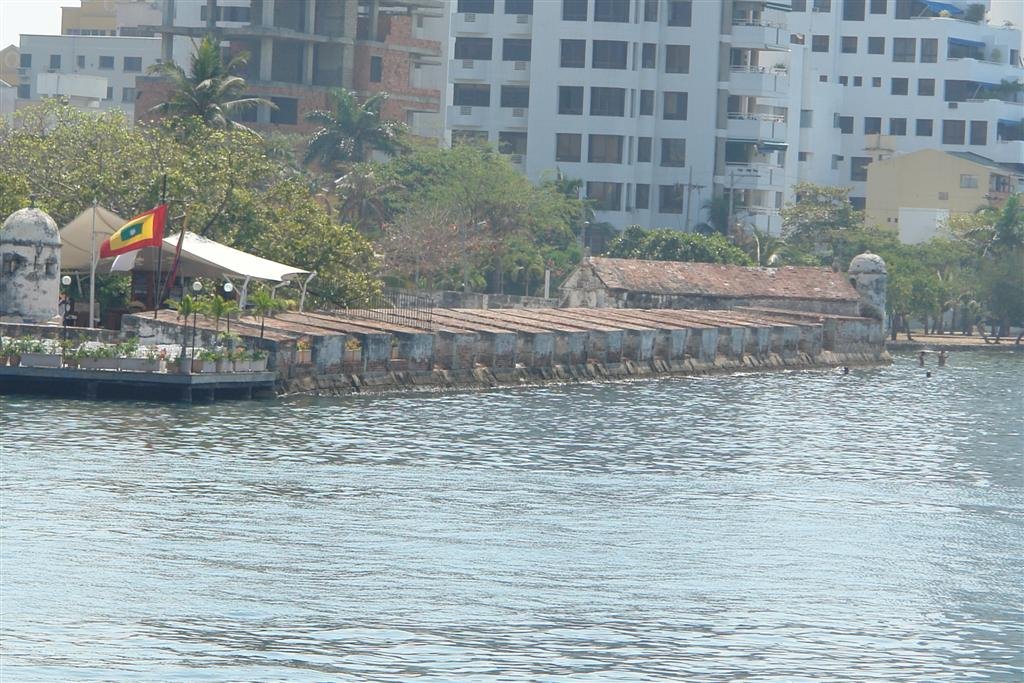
119;358;167;373
80;357;119;370
192;359;217;373
250;357;268;372
216;358;232;373
20;352;63;368
233;359;252;372
296;349;312;364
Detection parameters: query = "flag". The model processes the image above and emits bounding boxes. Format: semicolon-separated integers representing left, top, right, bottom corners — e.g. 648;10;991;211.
99;204;167;259
109;251;139;273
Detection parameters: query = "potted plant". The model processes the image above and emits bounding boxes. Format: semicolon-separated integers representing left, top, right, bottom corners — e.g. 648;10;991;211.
215;347;232;373
0;337;12;366
247;349;267;372
80;343;118;370
113;337;142;371
192;349;219;373
231;346;251;372
19;338;62;368
296;338;312;364
121;345;167;373
60;339;81;369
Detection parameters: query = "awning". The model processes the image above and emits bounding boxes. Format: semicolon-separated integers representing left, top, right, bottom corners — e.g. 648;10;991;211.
756;141;789;151
59;205;125;272
998;118;1023;126
922;0;964;15
949;37;985;49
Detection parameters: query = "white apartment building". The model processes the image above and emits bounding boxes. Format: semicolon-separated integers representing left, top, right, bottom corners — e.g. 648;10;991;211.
442;0;1023;234
16;34;162;121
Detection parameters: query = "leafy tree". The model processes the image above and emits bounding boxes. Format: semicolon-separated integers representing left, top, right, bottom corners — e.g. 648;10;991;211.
146;35;273;131
303;89;407;172
334;164;403;234
781;182;865;262
605;226;753;265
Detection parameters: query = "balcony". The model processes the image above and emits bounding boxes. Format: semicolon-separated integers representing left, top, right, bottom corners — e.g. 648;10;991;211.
728;66;789;99
505;13;532;34
493;106;530;127
944;57;1021;86
451;11;493;34
449;58;494;81
730;21;788;51
493;59;531;83
725;113;787;142
716;162;786;190
446;104;490;126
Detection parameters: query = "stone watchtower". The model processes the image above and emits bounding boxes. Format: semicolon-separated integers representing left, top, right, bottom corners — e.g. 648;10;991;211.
848;252;887;321
0;207;62;323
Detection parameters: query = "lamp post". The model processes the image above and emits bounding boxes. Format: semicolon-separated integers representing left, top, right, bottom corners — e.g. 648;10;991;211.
60;275;73;344
223;282;234;337
190;280;202;365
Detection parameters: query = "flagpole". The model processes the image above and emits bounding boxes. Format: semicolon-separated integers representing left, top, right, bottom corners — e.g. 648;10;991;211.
88;198;97;329
153;174;167;319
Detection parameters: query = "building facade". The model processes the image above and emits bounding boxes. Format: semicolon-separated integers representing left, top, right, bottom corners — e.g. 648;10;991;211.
144;0;446;139
865;148;1024;242
442;0;1023;234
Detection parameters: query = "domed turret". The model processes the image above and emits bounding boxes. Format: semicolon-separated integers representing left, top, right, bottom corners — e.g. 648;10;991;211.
0;206;62;323
848;252;886;321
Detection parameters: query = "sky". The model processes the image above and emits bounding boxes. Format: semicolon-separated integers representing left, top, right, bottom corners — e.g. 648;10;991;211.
1;0;1022;50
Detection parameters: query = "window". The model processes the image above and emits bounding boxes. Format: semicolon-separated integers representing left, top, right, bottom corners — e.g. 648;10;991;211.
870;0;886;13
594;0;629;22
104;86;113;101
853;76;863;86
663;91;687;120
942;119;965;144
851;156;870;181
635;184;650;210
592;40;627;69
889;117;907;135
872;76;881;87
814;0;832;10
638;137;652;162
970;120;987;146
369;56;382;82
920;38;937;63
49;54;61;69
812;35;830;52
839;75;848;86
800;110;813;127
590;87;625;116
667;0;692;26
76;55;85;68
891;77;908;95
665;45;690;73
555;133;582;161
864;116;881;134
451;131;488;147
842;0;865;20
893;37;915;62
505;0;533;13
841;36;858;53
819;75;828;82
798;151;811;161
454;37;492;60
915;118;933;136
19;53;31;68
639;90;654;115
503;39;531;61
458;0;494;12
558;86;584;114
588;134;624;163
867;37;884;54
893;0;913;19
587;181;622;211
660;138;686;167
792;0;806;9
99;55;114;69
499;131;527;155
644;0;658;21
960;174;978;189
500;85;529;108
916;78;935;96
270;96;298;124
642;43;656;69
17;84;30;98
454;83;490;107
121;87;137;102
563;0;587;20
561;39;585;68
659;185;683;213
837;116;853;134
123;56;142;72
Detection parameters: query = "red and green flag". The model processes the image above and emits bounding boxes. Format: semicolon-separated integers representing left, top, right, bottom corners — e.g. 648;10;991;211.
100;204;167;259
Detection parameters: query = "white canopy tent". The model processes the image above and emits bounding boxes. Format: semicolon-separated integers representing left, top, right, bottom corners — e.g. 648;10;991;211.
59;204;124;272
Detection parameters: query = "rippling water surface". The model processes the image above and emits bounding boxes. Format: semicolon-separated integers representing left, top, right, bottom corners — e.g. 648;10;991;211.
1;352;1022;681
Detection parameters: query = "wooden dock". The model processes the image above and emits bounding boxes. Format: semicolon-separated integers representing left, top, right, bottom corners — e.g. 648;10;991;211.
0;366;276;402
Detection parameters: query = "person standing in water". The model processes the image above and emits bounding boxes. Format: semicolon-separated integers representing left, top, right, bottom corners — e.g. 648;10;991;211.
938;350;948;367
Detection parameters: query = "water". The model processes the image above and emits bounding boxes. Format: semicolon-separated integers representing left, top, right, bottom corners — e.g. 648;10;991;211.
1;352;1021;682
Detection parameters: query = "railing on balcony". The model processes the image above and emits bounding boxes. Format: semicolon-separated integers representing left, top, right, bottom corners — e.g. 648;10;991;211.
727;112;787;122
731;19;785;28
730;65;788;75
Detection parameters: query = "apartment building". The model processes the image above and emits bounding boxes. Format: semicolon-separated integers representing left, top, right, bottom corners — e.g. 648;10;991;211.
142;0;446;138
15;34;162;121
788;0;1023;210
443;0;1023;235
62;0;162;37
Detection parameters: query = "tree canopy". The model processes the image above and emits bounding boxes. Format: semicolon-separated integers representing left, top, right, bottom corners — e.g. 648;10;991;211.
605;226;753;265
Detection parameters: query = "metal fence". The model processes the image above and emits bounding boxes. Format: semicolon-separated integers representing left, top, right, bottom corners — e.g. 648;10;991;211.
341;288;435;330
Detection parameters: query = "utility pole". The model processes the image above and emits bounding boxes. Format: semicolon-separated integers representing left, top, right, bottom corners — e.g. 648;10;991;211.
680;166;705;232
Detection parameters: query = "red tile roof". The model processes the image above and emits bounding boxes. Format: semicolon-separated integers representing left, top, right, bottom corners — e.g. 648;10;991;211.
586;257;859;301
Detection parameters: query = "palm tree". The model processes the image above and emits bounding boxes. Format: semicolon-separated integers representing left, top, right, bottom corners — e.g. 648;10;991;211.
147;35;273;131
249;288;286;340
303;89;407;171
334;165;403;232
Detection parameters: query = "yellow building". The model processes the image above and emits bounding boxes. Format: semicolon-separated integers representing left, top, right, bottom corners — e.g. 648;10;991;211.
0;44;19;88
61;0;118;36
865;149;1023;244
